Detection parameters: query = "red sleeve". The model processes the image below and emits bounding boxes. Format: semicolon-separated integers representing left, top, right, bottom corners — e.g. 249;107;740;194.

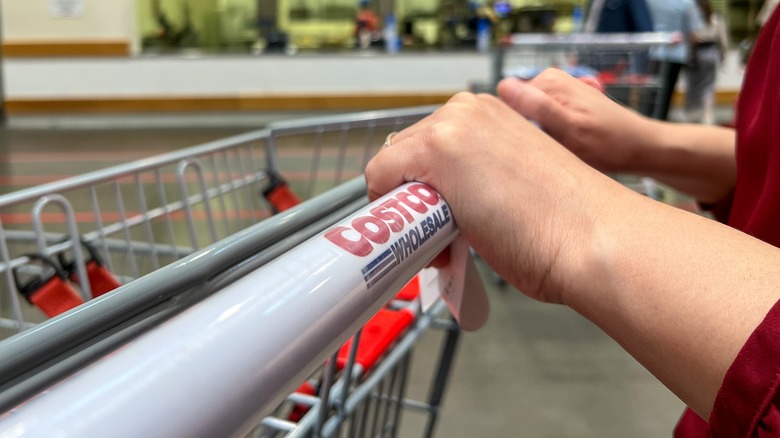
708;299;780;437
698;190;734;225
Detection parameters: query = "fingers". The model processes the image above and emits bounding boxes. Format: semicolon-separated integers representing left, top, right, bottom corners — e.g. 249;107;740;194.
497;78;573;135
367;92;485;200
366;111;438;200
365;134;430;201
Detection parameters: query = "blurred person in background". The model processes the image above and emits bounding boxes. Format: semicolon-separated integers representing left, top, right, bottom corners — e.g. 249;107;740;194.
355;1;380;49
438;3;461;49
581;0;654;114
645;0;704;120
737;0;777;66
583;0;654;33
684;0;729;125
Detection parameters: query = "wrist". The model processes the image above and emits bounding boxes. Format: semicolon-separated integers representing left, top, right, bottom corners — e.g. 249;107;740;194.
549;170;637;307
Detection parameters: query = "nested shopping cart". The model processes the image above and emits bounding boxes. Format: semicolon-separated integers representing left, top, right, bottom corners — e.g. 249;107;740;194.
493;32;675;119
491;32;677;202
0;106;465;437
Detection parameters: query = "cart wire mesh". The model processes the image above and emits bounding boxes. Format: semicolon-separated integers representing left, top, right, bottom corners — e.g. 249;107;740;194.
493;32;675;119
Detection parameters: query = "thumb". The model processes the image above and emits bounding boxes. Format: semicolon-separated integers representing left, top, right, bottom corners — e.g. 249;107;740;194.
497;78;572;135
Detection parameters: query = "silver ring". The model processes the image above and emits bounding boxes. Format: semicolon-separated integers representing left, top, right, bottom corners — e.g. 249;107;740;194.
383;132;398;148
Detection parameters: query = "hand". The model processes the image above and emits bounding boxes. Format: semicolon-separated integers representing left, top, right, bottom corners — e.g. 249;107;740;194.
365;92;628;304
497;69;658;174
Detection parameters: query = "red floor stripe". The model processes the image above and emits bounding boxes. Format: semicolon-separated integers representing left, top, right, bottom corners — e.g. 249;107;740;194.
0;170;363;187
0;148;372;163
0;209;269;225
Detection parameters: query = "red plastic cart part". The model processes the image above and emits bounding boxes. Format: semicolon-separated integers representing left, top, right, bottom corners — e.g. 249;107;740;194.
58;238;121;298
287;381;317;423
394;275;420;301
337;308;414;371
266;184;301;213
28;277;84;318
598;71;617;85
263;175;302;214
69;261;122;298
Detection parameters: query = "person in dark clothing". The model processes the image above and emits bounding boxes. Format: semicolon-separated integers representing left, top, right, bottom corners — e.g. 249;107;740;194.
582;0;655;116
584;0;654;33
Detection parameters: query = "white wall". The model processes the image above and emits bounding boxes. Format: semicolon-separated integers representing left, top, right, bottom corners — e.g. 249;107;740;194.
3;53;491;98
3;51;744;100
1;0;137;48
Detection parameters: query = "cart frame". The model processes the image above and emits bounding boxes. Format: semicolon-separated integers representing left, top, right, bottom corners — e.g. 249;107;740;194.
0;107;462;438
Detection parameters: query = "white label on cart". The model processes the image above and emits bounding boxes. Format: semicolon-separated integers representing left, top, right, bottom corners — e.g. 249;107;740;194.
418;267;441;313
419;237;489;331
323;183;452;290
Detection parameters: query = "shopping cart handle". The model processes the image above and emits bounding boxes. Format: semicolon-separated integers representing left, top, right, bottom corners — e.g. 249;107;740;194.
0;183;458;438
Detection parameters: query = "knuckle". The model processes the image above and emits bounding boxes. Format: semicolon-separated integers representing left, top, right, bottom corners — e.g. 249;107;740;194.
428;121;459;150
533;68;568;87
539;67;566;79
436;100;475;120
447;91;476;104
475;92;500;104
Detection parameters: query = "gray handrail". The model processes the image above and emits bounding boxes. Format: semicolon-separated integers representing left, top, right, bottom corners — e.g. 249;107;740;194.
0;196;369;415
266;106;439;134
0;177;367;401
504;32;676;48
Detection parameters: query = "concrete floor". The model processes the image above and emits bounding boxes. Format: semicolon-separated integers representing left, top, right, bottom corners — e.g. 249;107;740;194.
0;119;686;437
403;265;685;437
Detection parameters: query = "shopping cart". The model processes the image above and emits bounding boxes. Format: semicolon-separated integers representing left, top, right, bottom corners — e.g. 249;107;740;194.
490;32;682;205
0;107;465;437
493;32;675;119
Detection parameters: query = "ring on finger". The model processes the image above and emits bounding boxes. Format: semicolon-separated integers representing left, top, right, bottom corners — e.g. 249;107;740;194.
383;132;398;148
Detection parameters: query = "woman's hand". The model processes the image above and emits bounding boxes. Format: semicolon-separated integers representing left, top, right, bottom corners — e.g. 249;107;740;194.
497;69;659;174
365;91;628;304
368;85;777;420
499;69;737;203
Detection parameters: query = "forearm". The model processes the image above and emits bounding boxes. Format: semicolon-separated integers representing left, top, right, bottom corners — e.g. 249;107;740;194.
561;181;779;419
628;121;736;203
365;90;769;420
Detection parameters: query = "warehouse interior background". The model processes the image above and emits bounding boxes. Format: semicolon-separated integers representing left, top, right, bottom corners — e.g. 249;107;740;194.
0;0;769;436
0;0;760;117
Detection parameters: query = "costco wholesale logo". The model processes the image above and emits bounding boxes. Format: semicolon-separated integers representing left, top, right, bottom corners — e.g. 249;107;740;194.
324;184;452;288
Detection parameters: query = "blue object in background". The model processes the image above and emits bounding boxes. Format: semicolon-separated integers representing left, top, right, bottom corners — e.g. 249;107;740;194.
477;17;491;52
494;1;512;18
503;65;600;81
384;13;400;53
572;6;584;32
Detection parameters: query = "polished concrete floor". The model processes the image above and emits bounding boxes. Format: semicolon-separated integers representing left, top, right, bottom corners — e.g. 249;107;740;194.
0;118;686;437
404;269;684;437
